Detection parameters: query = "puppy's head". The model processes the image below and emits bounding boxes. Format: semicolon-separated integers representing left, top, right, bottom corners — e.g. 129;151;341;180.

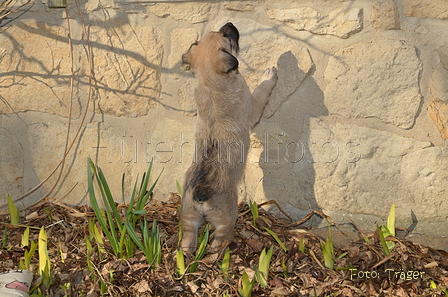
182;22;239;74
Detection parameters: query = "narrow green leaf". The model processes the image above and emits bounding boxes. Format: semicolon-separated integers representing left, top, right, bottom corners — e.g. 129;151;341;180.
125;220;146;253
7;194;19;225
176;248;186;276
264;227;287;252
249;200;258;227
219;247;230;277
377;224;390;256
387;203;396;237
132;210;147;215
238;271;255;297
24;240;37;270
255;270;268;288
38;226;50;276
176;180;183;196
190;224;209;273
299;238;305;253
21;227;30;247
88;158;120;255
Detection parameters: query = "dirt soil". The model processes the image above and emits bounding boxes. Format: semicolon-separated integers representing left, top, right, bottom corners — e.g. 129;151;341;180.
1;195;448;297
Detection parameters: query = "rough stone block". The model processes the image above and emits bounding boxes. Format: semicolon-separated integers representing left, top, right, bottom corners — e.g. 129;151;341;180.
403;0;448;19
294;116;447;223
88;18;163;117
324;39;422;129
371;0;400;31
150;3;215;23
0;21;80;117
268;7;363;38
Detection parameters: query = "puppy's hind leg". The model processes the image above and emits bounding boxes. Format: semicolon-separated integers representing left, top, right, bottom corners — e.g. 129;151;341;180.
250;67;278;125
180;201;204;254
205;194;239;250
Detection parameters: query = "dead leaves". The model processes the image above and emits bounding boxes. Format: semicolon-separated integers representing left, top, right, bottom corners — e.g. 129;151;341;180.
0;198;447;296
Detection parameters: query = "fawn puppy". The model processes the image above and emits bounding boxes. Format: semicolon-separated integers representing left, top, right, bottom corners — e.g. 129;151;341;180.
180;22;278;253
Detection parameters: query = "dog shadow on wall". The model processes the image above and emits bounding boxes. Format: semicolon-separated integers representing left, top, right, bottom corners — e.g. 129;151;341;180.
250;51;328;226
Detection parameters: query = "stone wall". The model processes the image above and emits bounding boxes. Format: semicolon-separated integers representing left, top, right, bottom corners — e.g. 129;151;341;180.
1;0;448;235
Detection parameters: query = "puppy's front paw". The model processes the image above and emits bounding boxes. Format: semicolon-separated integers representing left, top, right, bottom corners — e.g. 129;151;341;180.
261;66;278;84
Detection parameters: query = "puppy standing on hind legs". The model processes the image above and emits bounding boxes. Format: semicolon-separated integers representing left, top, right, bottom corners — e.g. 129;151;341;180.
180;22;278;253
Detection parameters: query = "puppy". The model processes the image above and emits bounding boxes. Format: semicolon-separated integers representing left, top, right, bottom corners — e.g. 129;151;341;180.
180;22;278;253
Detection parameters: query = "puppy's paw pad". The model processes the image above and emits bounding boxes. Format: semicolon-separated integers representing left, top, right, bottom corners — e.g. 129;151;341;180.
261;66;278;82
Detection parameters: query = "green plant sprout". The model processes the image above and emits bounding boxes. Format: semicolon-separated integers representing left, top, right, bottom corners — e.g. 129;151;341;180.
238;271;255;297
320;226;334;269
217;247;231;278
190;224;209;273
88;218;106;256
249;200;259;227
7;194;19;225
256;246;273;288
19;227;37;270
380;203;396;251
377;203;396;256
87;157;162;260
430;279;448;296
176;248;186;276
125;218;161;267
264;227;287;252
299;238;305;253
21;226;30;247
377;224;390;256
37;226;52;291
176;180;183;196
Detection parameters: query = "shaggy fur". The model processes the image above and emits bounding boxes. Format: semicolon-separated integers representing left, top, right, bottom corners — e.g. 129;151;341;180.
180;23;278;253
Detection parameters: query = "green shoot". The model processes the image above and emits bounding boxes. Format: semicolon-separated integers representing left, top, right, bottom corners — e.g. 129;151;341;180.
380;203;396;251
190;224;209;273
249;200;258;227
321;226;334;269
176;248;186;276
430;279;437;289
88;218;106;255
299;238;305;253
256;247;273;288
125;219;161;267
60;282;71;297
87;157;162;259
21;239;37;270
238;271;255;297
7;194;19;225
264;227;287;252
429;280;448;296
38;226;52;289
387;203;396;237
282;260;288;278
377;224;390;256
176;180;183;196
21;226;30;247
217;247;231;277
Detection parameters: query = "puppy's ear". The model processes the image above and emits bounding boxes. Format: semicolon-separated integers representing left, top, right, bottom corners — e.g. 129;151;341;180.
217;48;239;73
219;22;239;53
